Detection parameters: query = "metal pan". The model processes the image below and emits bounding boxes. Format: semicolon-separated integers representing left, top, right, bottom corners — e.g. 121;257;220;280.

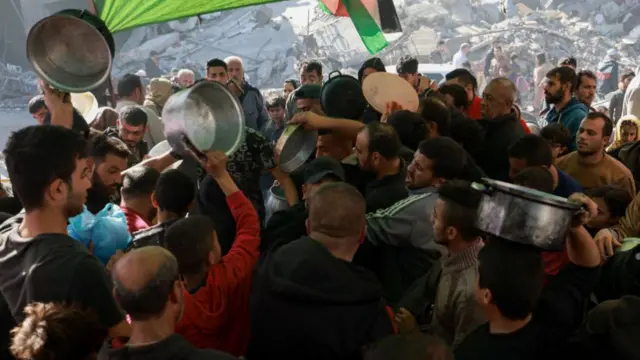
275;124;317;173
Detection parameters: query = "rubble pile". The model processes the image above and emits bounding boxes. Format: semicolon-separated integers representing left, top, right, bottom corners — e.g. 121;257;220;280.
0;63;38;106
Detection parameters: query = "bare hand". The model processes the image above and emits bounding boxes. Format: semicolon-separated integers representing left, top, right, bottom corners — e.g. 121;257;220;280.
568;193;597;228
290;111;322;130
594;228;622;258
417;76;432;93
395;307;419;334
198;151;228;178
381;101;403;123
39;79;73;124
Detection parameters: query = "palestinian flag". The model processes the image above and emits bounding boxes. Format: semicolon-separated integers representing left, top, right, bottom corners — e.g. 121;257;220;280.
318;0;402;54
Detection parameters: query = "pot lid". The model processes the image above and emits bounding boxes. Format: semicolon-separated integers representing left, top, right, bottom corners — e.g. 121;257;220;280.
473;177;581;210
362;72;419;114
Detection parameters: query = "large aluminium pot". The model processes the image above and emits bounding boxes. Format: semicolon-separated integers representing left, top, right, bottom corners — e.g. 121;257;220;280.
163;80;245;159
27;9;115;92
472;178;582;251
265;185;289;224
320;71;367;120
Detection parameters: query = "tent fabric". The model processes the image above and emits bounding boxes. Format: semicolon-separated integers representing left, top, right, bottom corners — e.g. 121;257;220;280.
93;0;287;33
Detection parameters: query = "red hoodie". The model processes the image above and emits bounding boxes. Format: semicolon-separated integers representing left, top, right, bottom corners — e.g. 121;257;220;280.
176;190;260;356
467;96;531;134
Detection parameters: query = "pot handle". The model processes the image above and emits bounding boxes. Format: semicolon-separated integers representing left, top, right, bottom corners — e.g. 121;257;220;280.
180;134;208;162
327;70;342;80
471;181;495;196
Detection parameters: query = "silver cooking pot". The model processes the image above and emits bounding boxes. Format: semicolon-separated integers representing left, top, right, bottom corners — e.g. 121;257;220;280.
472;178;582;251
275;124;317;173
163;81;245;159
265;185;289;224
27;9;115;92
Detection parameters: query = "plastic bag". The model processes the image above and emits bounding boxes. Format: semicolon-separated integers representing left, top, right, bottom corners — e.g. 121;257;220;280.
68;204;132;265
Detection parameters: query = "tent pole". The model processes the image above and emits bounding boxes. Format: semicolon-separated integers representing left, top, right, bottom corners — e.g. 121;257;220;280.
88;0;118;108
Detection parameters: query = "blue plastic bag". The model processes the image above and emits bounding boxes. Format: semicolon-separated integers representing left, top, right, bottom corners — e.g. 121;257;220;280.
68;204;132;265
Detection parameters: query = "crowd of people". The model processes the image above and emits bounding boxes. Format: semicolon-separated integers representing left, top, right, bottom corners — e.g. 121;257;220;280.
1;42;639;360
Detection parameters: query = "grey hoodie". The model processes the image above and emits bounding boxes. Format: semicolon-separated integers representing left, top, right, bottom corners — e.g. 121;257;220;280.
622;66;640;118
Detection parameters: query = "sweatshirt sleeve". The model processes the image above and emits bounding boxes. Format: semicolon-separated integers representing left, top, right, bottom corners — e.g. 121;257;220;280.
612;192;640;239
626;86;640;118
217;191;261;286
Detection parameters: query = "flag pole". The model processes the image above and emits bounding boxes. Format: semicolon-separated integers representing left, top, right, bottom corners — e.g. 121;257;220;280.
88;0;117;108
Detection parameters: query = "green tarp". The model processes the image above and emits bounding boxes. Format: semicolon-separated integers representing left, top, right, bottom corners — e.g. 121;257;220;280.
93;0;287;33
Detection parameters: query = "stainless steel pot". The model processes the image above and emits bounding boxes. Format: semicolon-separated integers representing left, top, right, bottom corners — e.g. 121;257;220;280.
163;81;245;158
275;124;317;173
27;9;115;92
265;185;289;223
472;178;581;251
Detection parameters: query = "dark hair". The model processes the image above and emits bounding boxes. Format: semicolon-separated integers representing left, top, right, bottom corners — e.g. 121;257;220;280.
206;58;227;71
540;123;572;149
364;122;401;159
396;55;419;74
576;70;597;90
166;215;215;275
10;302;107;360
87;133;131;162
420;98;451;137
3;126;87;211
478;238;544;320
513;167;555;193
358;57;386;83
308;182;365;238
585;186;632;218
438;180;482;240
621;70;635;82
546;66;578;92
266;95;286;109
438;83;469;110
300;60;323;76
386;110;429;151
113;249;180;321
364;333;454;360
117;74;143;97
121;166;160;200
155;170;195;215
536;53;547;66
28;95;47;114
418;137;466;180
583;112;614;137
284;79;299;89
437;40;445;46
508;135;553;167
449;115;484;157
558;56;577;68
118;105;148;128
445;68;478;91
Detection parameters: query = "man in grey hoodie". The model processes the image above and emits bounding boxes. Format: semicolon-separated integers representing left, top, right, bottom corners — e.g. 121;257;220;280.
365;137;469;304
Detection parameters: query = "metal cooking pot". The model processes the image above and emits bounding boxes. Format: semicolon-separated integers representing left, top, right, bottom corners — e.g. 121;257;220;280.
321;71;367;120
275;124;317;173
472;178;581;251
265;185;289;224
27;9;115;92
163;81;245;159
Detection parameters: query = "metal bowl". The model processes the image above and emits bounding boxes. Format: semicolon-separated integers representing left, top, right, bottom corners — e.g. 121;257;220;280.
276;124;317;173
162;80;245;157
26;10;115;92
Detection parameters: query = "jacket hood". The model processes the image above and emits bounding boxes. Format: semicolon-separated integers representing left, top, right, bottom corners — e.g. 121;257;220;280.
98;334;205;360
608;115;640;151
561;96;589;115
144;78;173;109
263;236;384;304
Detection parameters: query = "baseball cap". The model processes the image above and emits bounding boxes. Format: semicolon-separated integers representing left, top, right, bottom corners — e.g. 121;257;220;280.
304;156;346;184
295;84;322;100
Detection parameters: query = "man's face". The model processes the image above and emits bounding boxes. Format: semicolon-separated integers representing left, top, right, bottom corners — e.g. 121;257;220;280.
178;73;194;88
493;47;503;57
132;87;145;105
587;197;616;230
95;153;128;195
296;98;321;113
354;130;373;171
508;157;528;180
446;78;473;102
362;67;378;82
406;150;438;189
49;157;91;217
620;123;637;144
118;121;146;149
543;74;566;105
577;117;608;155
31;108;48;125
268;106;285;124
398;72;418;88
547;142;567;161
623;76;634;89
481;83;511;119
227;61;244;83
284;82;295;98
300;69;321;85
207;66;228;83
576;76;597;106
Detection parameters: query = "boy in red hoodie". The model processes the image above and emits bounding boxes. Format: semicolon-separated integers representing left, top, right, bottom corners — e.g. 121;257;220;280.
165;150;262;356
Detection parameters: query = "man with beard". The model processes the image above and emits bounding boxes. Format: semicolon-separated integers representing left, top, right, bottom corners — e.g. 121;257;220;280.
575;70;597;110
367;137;468;305
0;126;130;359
115;74;164;149
224;56;269;132
542;67;588;151
86;134;131;214
98;246;235;360
104;105;149;167
556;112;635;197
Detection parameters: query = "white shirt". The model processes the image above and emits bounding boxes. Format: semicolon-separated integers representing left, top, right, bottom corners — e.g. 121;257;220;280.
452;51;468;69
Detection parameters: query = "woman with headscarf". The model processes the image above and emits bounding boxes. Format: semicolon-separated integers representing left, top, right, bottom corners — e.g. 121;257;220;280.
607;114;640;153
143;78;174;118
358;58;386;124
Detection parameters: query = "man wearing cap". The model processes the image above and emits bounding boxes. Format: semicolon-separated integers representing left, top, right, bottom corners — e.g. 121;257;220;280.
261;156;345;252
285;60;323;123
597;49;620;98
294;84;323;114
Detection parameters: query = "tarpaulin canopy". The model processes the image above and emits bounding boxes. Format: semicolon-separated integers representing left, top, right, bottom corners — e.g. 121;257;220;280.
93;0;398;54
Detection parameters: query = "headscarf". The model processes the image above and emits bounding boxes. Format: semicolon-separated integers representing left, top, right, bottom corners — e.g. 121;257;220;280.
143;78;174;116
608;114;640;152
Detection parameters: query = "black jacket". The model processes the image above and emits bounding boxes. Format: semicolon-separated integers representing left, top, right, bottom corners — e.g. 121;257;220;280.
477;111;526;181
247;236;395;360
98;334;235;360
